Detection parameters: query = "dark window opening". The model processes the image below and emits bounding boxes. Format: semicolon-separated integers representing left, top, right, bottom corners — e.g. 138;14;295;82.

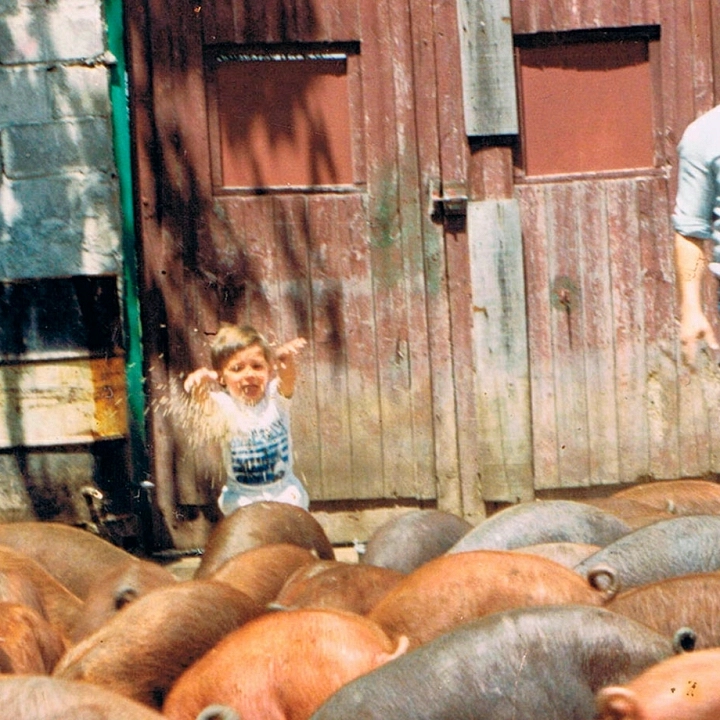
0;275;123;361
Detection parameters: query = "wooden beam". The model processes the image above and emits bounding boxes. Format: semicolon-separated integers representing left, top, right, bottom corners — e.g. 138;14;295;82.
456;0;518;136
0;357;128;448
468;199;533;501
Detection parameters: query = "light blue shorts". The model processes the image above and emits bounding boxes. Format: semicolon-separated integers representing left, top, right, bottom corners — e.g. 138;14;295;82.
218;474;310;515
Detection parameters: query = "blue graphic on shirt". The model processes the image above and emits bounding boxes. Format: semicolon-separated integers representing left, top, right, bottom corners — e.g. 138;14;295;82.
229;417;290;485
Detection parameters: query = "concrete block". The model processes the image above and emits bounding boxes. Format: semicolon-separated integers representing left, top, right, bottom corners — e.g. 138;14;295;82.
0;0;104;64
0;66;51;128
48;65;112;119
3;117;115;178
0;173;122;278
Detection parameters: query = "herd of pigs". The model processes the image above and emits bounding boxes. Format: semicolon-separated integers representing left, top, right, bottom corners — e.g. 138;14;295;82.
2;479;720;718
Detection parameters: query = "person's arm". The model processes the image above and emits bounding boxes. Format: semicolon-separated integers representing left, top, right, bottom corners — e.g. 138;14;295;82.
674;232;719;364
275;337;308;398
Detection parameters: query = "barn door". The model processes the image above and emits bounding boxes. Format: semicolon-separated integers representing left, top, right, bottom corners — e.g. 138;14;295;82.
508;10;720;497
126;0;471;549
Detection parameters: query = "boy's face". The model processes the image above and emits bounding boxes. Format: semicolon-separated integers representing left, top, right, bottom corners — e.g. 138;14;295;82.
220;344;272;404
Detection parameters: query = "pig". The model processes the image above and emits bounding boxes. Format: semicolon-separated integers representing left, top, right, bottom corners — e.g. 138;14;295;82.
310;604;676;720
605;572;720;650
54;579;263;708
272;560;405;614
0;569;50;618
511;542;601;569
209;543;317;606
361;510;473;573
163;608;409;720
195;708;240;720
579;496;674;529
195;502;335;578
447;499;631;554
612;478;720;516
0;521;135;599
575;515;720;591
597;647;720;720
367;549;615;649
0;675;166;719
70;557;178;642
0;602;67;674
0;546;82;641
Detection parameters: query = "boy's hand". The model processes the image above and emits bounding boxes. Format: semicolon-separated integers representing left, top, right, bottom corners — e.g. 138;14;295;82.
276;337;308;366
183;367;219;399
276;337;307;398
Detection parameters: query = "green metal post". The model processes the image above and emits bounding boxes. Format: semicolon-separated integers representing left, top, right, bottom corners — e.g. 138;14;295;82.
104;0;150;519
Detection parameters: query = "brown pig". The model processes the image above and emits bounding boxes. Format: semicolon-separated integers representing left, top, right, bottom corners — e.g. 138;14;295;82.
209;543;317;606
597;647;720;720
0;602;67;674
612;478;720;516
163;608;409;720
0;521;136;599
54;579;263;708
273;560;405;614
0;675;165;719
195;502;334;578
606;571;720;650
0;547;82;641
368;549;616;649
70;557;178;642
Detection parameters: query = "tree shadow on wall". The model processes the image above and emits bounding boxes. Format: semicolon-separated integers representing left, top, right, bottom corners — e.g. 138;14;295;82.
128;0;348;541
132;0;346;374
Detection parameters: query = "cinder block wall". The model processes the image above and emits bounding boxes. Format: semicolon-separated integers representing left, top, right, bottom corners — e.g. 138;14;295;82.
0;0;128;530
0;0;121;278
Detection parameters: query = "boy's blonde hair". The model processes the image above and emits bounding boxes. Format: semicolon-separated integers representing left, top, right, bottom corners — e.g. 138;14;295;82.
210;324;274;372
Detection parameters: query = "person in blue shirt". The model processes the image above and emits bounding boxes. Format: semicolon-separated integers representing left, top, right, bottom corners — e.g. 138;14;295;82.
184;324;310;514
673;104;720;364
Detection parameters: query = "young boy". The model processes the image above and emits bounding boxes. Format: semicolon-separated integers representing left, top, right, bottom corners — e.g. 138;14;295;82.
183;324;310;514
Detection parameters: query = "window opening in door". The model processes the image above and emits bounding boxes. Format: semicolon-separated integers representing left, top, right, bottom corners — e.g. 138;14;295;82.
515;27;661;178
208;45;358;191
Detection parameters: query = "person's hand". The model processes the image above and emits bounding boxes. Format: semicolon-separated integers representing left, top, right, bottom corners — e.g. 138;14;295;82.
275;337;308;368
275;338;307;397
183;367;219;399
679;308;720;365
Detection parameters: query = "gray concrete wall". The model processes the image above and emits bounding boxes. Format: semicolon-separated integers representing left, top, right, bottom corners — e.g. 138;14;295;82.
0;0;122;279
0;0;127;529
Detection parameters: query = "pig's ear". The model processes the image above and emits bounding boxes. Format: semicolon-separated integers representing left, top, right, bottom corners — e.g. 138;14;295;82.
596;687;640;720
390;634;410;660
377;634;410;666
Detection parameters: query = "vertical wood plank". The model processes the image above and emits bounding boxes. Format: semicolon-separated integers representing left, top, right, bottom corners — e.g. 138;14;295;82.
360;0;423;497
638;176;681;479
607;180;650;481
456;0;519;135
434;0;482;518
409;0;463;511
546;183;591;487
305;195;354;497
469;199;534;501
339;195;385;498
516;183;558;489
576;182;619;485
202;0;234;43
389;0;435;499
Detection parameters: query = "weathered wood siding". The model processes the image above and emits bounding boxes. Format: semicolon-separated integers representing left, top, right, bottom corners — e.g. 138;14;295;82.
507;0;720;496
128;0;484;548
127;0;720;548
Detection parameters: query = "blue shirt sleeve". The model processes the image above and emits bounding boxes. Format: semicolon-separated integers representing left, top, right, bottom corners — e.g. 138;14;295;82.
672;133;716;241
